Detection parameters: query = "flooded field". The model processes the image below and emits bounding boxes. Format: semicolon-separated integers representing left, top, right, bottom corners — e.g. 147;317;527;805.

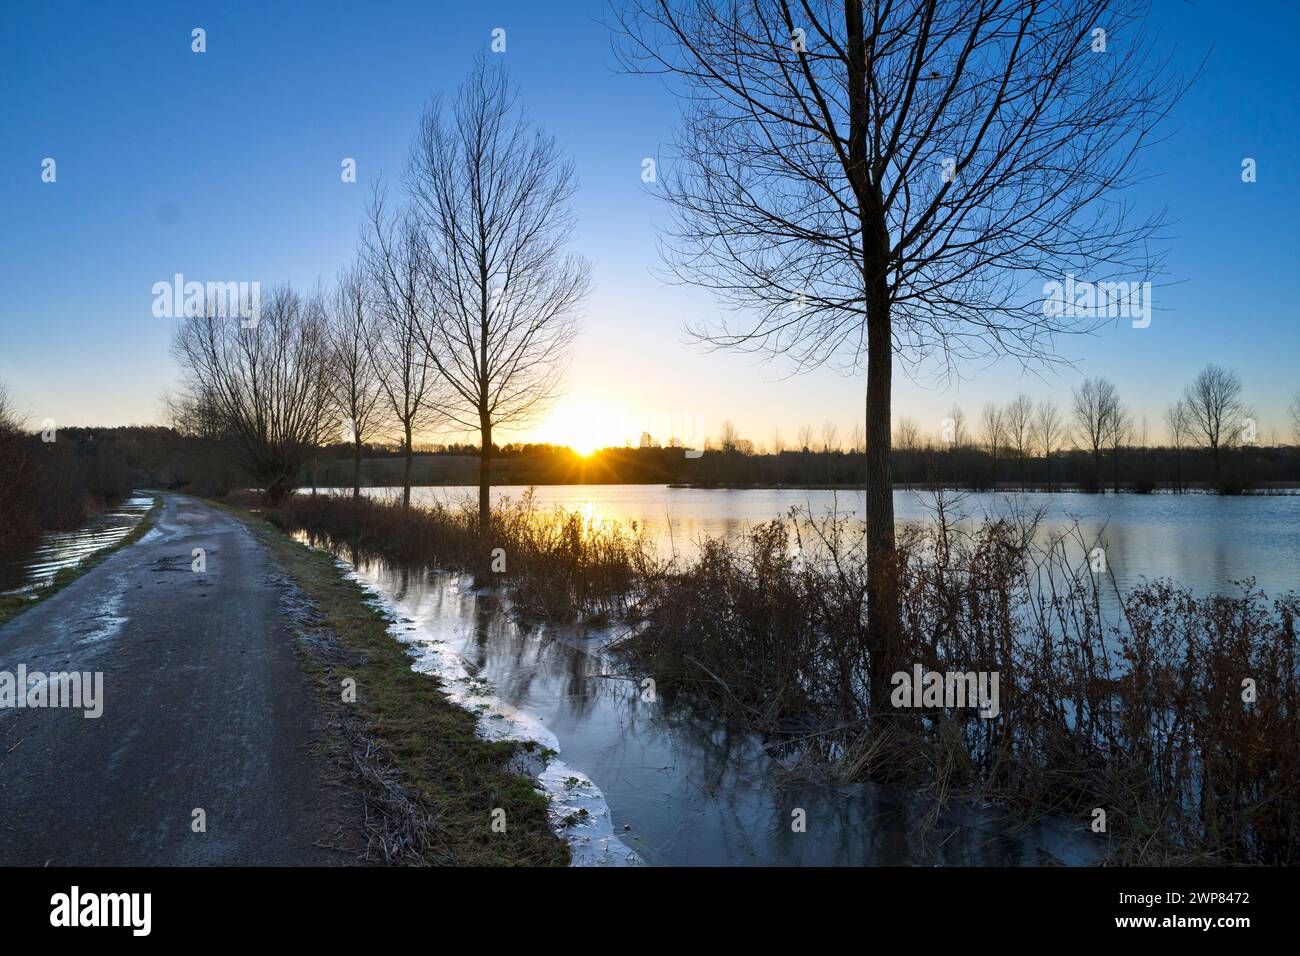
286;484;1300;865
314;542;1100;866
0;494;154;597
331;484;1300;598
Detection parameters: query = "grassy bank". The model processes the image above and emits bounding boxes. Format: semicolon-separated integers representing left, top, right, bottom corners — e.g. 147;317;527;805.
224;500;569;866
0;493;161;628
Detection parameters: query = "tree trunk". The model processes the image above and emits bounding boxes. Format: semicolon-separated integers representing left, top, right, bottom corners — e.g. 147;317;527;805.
352;437;362;500
402;421;413;510
864;282;901;715
478;417;492;534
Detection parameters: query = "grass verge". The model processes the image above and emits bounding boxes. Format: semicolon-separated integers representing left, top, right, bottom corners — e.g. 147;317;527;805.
222;500;569;867
0;493;161;628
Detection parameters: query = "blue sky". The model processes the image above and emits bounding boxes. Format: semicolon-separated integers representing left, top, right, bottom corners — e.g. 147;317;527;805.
1;0;1297;448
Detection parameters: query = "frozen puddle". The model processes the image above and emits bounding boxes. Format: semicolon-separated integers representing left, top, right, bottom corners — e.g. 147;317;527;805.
339;560;642;867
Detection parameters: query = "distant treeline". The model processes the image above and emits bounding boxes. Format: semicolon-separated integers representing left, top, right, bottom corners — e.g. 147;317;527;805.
0;391;134;549
669;441;1300;493
2;399;1296;550
302;436;1300;493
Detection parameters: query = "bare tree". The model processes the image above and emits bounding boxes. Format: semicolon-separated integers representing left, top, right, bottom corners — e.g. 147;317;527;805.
0;383;44;547
947;404;967;450
326;261;384;498
615;0;1185;708
364;191;440;509
820;420;841;482
172;286;332;505
407;58;588;531
797;423;814;453
1005;393;1035;491
1035;398;1064;492
1164;398;1189;493
1073;377;1117;489
1183;364;1245;483
821;420;841;453
849;421;866;454
896;417;920;490
1290;389;1300;445
1105;392;1131;492
719;419;740;452
980;402;1006;487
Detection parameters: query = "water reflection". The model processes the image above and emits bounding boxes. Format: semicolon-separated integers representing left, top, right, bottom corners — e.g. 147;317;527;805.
0;494;154;596
337;549;1099;866
319;485;1300;598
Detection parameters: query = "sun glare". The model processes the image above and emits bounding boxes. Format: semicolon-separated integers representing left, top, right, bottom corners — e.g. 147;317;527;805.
533;402;624;457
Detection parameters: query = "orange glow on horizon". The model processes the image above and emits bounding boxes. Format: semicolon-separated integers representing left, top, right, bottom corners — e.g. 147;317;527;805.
528;400;631;457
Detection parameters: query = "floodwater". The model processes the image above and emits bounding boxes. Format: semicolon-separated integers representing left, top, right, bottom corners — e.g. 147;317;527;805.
352;484;1300;598
0;494;154;597
314;537;1102;867
301;484;1299;864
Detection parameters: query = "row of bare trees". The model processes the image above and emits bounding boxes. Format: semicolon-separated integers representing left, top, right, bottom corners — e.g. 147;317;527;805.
695;363;1276;492
894;365;1258;492
172;58;587;535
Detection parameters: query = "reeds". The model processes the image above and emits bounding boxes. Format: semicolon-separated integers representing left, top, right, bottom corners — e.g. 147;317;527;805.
273;490;664;623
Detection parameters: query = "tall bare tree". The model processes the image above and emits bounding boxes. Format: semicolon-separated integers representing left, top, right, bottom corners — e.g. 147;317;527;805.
947;404;967;450
896;417;920;490
1005;393;1035;491
1073;377;1117;489
719;419;740;451
980;402;1006;487
407;58;588;531
615;0;1184;708
1290;389;1300;445
1105;391;1131;492
1164;398;1189;493
171;285;332;505
1035;398;1064;492
326;261;384;498
1183;364;1245;483
849;421;866;454
364;190;439;509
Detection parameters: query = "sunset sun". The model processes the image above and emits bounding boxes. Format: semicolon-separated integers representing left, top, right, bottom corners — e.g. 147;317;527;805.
534;401;626;457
